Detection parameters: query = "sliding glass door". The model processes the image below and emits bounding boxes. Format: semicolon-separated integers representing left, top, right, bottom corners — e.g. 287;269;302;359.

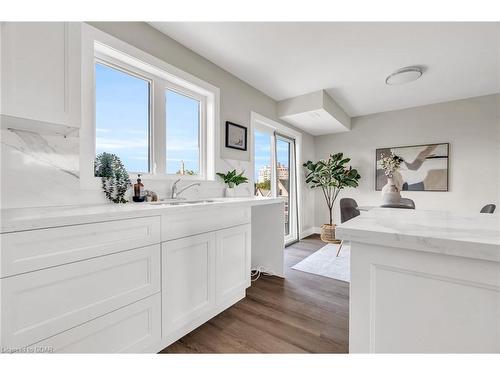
254;126;298;245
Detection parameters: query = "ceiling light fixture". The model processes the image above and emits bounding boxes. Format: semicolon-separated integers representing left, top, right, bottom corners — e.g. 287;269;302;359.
385;66;423;85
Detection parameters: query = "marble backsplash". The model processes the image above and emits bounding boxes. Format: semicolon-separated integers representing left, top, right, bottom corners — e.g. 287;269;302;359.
1;117;104;209
1;116;252;209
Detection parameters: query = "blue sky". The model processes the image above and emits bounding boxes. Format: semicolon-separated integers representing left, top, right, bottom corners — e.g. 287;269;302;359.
95;63;150;172
254;131;289;181
165;90;199;174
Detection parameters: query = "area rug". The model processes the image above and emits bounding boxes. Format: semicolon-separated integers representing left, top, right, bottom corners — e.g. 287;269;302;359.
291;243;350;282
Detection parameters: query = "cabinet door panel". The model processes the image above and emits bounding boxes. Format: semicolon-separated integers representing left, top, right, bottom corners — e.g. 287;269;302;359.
32;294;161;353
162;233;216;336
216;224;251;302
0;22;80;126
1;245;160;348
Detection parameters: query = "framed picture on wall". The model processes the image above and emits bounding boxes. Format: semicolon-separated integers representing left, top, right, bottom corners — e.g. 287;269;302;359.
375;143;449;191
225;121;247;151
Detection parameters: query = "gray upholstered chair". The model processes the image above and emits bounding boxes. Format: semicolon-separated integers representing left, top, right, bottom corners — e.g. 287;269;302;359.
380;198;415;209
337;198;360;257
340;198;360;223
400;198;416;209
480;204;496;213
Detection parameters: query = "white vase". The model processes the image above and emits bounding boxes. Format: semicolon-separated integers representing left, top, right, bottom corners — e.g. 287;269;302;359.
381;176;401;205
224;187;235;197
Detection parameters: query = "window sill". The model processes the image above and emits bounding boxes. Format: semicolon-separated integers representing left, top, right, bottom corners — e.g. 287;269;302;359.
128;173;215;182
85;173;217;186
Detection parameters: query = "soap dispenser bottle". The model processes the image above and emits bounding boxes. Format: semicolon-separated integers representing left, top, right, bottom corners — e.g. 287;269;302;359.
133;174;145;202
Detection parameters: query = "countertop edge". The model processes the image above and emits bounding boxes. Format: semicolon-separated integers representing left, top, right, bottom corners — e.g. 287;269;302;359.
336;226;500;263
1;197;285;233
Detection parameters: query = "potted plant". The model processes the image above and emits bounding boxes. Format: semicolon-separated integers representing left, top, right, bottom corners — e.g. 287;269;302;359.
95;152;131;203
216;169;248;197
379;152;404;204
303;153;361;243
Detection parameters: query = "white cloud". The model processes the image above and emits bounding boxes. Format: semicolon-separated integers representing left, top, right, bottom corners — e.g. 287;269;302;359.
96;137;148;150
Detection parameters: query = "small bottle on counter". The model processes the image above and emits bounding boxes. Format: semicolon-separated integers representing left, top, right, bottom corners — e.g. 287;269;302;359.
132;174;145;202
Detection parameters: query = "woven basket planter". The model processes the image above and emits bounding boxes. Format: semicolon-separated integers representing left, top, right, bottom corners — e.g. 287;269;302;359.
320;224;341;244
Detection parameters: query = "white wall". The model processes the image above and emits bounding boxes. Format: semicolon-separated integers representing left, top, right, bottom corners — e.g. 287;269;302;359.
299;130;316;236
314;94;500;226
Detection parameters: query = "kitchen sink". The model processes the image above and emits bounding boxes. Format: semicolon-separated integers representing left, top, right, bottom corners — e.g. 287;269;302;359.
148;199;216;206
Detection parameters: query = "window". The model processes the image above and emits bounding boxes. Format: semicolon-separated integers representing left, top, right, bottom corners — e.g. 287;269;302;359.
91;42;217;181
252;113;300;245
95;62;150;172
165;89;201;176
254;131;272;196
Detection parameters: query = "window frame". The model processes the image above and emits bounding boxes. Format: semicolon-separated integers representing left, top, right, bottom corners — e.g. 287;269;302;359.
94;52;210;180
81;25;219;188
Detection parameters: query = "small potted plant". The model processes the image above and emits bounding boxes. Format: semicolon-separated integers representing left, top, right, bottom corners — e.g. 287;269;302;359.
303;153;361;243
379;152;404;204
94;152;131;203
216;169;248;197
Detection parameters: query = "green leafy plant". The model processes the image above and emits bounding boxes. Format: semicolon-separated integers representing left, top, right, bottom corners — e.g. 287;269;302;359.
255;179;271;191
216;169;248;188
94;152;131;204
303;153;361;226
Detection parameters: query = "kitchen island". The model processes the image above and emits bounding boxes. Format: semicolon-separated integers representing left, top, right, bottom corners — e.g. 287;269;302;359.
336;208;500;353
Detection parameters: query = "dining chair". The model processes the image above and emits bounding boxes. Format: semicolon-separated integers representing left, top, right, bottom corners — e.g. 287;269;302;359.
480;204;496;213
380;198;415;209
337;198;360;257
400;198;416;209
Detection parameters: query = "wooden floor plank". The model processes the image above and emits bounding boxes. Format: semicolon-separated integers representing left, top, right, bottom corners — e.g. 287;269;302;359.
159;234;349;353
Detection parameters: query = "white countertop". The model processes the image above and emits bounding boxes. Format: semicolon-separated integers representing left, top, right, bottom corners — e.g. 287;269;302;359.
336;208;500;262
0;197;284;233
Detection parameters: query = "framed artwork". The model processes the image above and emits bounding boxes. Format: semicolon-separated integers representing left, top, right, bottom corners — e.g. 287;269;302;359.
225;121;247;151
375;143;449;191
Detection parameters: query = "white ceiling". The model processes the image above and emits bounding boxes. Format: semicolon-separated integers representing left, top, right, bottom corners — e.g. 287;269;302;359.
149;22;500;118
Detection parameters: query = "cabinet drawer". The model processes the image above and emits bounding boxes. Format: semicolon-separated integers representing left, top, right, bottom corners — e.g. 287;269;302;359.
162;206;250;241
1;216;161;277
1;244;160;348
31;294;161;353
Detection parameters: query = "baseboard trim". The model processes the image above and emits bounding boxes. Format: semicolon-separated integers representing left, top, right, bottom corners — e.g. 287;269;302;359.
301;227;322;238
300;227;319;239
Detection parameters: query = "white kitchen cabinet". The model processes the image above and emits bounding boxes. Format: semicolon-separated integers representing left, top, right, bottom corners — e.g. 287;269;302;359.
32;293;161;353
216;224;251;303
1;244;160;348
161;224;251;346
0;22;81;127
161;206;250;241
0;203;257;352
161;232;216;337
1;216;161;278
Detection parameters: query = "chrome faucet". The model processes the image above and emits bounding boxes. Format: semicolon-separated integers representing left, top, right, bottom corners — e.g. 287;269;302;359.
170;178;201;199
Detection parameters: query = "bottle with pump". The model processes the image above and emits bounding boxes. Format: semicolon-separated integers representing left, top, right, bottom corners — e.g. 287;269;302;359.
133;174;145;202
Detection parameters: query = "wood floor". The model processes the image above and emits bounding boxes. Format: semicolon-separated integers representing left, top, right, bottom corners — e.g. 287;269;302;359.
159;234;349;353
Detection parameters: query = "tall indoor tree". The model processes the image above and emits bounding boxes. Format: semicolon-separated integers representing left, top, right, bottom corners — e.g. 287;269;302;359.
303;153;361;242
